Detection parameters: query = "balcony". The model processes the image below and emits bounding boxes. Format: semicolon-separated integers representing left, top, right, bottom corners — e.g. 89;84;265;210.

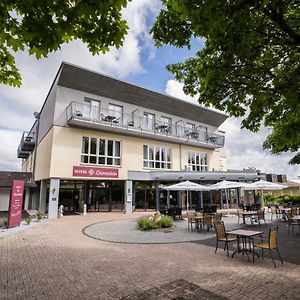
17;131;35;159
17;145;31;159
66;101;225;149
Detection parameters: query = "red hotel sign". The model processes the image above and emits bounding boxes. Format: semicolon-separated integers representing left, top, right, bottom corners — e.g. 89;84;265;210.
8;180;25;228
73;166;119;178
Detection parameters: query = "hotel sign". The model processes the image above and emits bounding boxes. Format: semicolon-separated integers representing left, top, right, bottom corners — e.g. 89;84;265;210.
73;166;119;178
8;180;25;228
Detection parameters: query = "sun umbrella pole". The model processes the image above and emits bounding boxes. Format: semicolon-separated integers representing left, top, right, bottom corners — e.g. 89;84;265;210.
225;189;230;216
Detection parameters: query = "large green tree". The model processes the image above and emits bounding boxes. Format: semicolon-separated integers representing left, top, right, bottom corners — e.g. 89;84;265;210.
0;0;129;87
151;0;300;164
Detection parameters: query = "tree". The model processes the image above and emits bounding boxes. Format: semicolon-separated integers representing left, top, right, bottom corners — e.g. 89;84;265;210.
151;0;300;164
0;0;129;87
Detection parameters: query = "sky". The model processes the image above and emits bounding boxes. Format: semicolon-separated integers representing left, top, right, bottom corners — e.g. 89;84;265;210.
0;0;299;179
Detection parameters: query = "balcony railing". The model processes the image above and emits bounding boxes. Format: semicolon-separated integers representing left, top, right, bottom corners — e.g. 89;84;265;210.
19;131;35;151
17;144;31;159
66;101;225;148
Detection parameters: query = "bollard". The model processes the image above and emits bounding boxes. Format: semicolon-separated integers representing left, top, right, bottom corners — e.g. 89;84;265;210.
58;205;64;218
83;204;87;215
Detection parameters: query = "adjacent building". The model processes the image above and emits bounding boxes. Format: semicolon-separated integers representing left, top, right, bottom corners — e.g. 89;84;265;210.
18;62;260;217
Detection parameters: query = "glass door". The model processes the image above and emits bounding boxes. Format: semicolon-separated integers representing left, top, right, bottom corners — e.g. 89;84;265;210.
84;98;100;120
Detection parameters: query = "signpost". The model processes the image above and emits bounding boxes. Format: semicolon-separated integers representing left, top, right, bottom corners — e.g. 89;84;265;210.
7;180;25;228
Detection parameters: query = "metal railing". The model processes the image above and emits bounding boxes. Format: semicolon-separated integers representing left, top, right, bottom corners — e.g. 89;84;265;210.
66;101;225;147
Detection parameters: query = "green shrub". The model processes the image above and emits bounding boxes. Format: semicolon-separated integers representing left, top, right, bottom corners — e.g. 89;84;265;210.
273;195;300;206
25;216;32;225
36;211;44;220
156;216;173;228
137;215;173;230
137;217;157;230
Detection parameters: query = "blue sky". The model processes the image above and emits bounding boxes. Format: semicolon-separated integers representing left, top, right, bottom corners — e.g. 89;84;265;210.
0;0;298;178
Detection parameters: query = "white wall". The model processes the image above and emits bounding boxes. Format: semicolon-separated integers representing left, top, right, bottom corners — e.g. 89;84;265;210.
0;188;10;211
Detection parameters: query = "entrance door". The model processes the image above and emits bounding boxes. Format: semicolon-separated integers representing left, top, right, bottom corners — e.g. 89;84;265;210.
88;181;109;211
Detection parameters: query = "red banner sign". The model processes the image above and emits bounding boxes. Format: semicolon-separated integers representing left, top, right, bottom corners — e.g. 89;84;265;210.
8;180;25;228
73;166;119;178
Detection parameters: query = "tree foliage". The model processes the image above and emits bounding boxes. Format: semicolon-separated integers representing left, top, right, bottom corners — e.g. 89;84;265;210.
0;0;129;87
151;0;300;164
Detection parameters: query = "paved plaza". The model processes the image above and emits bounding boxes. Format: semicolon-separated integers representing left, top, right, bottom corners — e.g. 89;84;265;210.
0;212;300;300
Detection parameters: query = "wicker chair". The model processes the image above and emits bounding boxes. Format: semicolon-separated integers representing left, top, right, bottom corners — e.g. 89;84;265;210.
213;213;222;225
270;206;278;220
252;209;267;226
187;211;197;231
253;226;283;267
202;214;213;232
287;212;299;234
215;222;237;257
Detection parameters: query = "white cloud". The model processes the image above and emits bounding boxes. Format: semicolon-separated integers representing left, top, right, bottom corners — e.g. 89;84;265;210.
165;79;198;104
0;0;160;171
0;129;22;171
165;80;300;179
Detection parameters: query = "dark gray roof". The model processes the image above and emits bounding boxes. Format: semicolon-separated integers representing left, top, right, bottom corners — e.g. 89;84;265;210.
0;172;36;187
57;62;228;127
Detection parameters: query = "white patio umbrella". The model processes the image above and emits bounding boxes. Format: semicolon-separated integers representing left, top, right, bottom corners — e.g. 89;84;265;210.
209;180;246;215
163;181;210;210
243;180;288;206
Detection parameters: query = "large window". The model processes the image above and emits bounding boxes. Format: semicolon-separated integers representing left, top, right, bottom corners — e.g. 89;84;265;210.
81;137;121;166
187;152;208;171
143;145;171;169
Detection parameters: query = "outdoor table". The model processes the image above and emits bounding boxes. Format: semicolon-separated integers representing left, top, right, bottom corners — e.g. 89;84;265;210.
239;211;258;225
226;229;263;262
291;215;300;234
292;215;300;221
278;207;291;220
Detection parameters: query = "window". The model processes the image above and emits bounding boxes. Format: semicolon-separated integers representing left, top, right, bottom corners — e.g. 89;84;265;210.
81;137;121;166
143;145;171;169
187;152;208;171
186;122;195;131
143;112;155;131
83;98;100;119
108;104;123;124
161;116;171;126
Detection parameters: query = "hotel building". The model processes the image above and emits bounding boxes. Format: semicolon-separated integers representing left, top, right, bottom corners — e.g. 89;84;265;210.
18;62;259;218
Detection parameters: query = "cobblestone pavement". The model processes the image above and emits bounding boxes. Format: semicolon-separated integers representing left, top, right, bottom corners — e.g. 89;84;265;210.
83;217;239;244
1;212;300;300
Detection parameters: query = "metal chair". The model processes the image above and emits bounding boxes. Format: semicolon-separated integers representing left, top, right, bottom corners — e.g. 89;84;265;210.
253;226;283;267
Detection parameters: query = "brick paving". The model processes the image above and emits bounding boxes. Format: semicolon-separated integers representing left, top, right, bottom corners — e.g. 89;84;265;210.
0;212;300;300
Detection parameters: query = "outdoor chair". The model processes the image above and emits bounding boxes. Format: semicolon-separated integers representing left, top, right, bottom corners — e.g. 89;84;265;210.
237;209;244;224
253;226;283;267
213;213;222;226
271;206;279;220
291;207;298;216
202;215;213;232
214;222;237;257
187;211;197;231
252;209;267;226
287;212;299;234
